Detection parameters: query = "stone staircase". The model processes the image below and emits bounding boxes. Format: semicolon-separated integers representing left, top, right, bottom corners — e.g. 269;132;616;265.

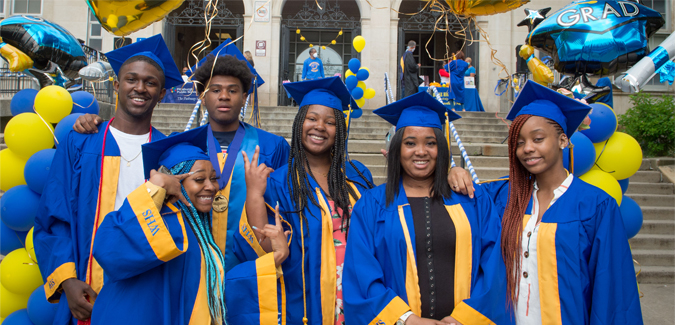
152;104;675;284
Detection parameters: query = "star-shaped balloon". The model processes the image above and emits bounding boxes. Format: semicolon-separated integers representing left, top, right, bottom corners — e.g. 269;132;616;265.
517;8;551;32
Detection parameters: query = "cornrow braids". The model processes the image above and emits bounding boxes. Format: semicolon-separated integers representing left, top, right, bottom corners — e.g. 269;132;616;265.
501;114;535;308
170;161;228;325
287;105;366;235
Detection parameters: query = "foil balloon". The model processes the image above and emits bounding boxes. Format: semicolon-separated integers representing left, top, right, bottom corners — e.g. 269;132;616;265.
615;32;675;93
79;61;114;82
445;0;530;17
86;0;185;36
0;15;87;87
518;44;554;85
526;0;664;75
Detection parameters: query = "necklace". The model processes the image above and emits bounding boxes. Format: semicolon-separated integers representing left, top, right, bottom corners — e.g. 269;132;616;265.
120;133;151;167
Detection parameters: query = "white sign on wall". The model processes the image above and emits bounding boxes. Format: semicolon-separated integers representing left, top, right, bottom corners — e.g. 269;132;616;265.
254;1;270;22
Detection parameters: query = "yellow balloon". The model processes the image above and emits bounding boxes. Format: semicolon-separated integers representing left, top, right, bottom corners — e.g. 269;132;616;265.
322;46;326;50
0;248;43;295
357;81;366;91
445;0;528;17
0;149;28;191
5;113;55;158
301;36;306;41
26;227;36;263
87;0;184;36
309;44;313;48
353;35;366;53
592;132;642;180
0;283;29;318
579;170;623;205
355;97;365;107
331;40;336;45
364;88;376;99
345;70;356;78
35;85;72;124
296;29;301;34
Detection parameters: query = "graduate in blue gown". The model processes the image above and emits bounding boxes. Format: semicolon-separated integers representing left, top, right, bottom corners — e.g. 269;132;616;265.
451;81;642;324
444;51;469;110
228;76;374;324
90;127;290;324
33;34;181;324
342;91;507;325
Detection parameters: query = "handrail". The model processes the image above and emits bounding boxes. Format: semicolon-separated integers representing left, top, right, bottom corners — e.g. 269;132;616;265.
428;86;480;183
384;72;395;105
184;99;202;131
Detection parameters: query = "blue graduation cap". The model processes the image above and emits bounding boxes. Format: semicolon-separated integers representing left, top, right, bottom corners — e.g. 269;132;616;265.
373;91;461;129
105;34;184;89
283;76;360;113
141;127;210;179
507;81;592;138
187;39;264;94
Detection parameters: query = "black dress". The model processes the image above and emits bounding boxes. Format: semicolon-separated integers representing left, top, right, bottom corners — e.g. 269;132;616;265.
408;196;457;320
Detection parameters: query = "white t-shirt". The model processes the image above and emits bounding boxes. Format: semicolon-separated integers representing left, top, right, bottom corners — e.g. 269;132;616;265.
109;126;150;210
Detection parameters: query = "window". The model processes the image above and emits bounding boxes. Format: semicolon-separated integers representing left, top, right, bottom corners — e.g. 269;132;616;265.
87;11;103;51
641;0;670;31
1;1;5;17
13;0;41;14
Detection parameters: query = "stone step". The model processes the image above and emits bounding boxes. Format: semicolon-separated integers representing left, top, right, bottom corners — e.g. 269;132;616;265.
641;207;675;221
627;182;675;195
640;220;675;235
628;194;675;208
635;265;675;284
629;234;675;250
631;249;675;267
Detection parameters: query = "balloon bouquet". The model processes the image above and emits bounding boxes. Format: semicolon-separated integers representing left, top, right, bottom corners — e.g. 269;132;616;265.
344;35;376;113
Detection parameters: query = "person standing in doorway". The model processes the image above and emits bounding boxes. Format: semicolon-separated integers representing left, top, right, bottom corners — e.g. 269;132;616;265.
401;40;421;98
302;47;325;80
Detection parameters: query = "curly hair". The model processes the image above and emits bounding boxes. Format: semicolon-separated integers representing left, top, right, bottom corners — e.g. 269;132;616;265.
192;54;253;95
120;55;165;88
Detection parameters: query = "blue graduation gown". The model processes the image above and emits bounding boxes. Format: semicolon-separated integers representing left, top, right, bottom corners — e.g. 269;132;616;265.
90;183;229;324
201;122;290;272
445;60;469;104
484;177;642;324
227;160;373;324
34;122;165;325
342;183;507;325
479;177;510;217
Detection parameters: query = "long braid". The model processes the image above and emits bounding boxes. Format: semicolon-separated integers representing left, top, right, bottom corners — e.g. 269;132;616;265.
501;114;534;308
170;161;228;325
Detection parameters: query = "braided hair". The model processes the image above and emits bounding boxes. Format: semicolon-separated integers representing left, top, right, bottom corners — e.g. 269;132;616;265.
502;115;565;308
170;161;227;325
286;105;373;234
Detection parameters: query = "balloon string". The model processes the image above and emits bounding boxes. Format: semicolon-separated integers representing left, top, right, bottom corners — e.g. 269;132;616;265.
593;139;616;174
32;104;59;146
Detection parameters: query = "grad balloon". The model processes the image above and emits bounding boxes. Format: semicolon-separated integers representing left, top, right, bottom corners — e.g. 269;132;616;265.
526;0;665;75
86;0;185;36
78;61;114;82
0;15;87;82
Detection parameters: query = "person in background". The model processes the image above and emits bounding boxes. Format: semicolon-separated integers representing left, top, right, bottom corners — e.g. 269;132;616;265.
401;40;421;98
445;51;469;111
302;47;325;81
439;60;450;85
34;34;182;324
465;58;476;77
182;66;190;82
244;50;255;68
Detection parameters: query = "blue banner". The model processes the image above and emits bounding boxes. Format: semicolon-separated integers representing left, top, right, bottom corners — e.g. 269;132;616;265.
162;83;200;104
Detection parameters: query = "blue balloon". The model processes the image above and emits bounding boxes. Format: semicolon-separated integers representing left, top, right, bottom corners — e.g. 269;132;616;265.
579;103;617;143
27;286;57;325
10;89;38;116
70;91;99;115
356;68;369;81
348;58;361;74
24;149;56;195
345;75;358;91
54;113;83;145
527;0;664;75
351;87;364;100
563;132;595;176
619;196;643;239
3;309;34;325
0;185;41;232
350;108;363;119
618;178;629;194
0;221;28;256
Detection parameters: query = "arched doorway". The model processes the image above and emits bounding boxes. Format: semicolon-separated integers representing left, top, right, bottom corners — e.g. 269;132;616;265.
164;0;245;70
278;0;361;105
397;1;479;99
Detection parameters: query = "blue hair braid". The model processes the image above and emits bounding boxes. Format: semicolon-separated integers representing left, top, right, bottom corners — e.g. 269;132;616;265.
170;161;228;324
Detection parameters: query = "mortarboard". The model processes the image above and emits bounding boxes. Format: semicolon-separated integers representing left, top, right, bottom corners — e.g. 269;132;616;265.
373;91;461;129
283;76;360;113
507;81;592;138
141;127;210;179
106;34;184;89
